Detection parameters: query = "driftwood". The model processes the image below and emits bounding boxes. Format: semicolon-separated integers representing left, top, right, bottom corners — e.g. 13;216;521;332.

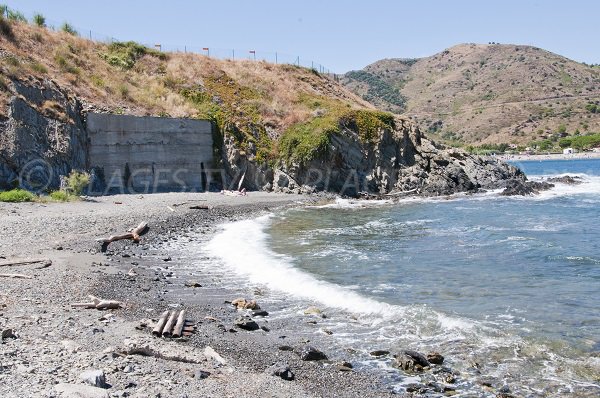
0;273;33;279
99;221;148;252
0;258;52;268
162;311;179;337
71;295;123;310
189;205;209;210
152;311;170;336
172;310;187;338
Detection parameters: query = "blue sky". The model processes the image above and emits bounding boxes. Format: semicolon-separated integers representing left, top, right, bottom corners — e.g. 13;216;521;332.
5;0;599;72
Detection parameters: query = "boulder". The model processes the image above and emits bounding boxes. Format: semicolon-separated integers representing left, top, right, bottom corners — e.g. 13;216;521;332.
370;350;390;357
501;179;554;196
80;369;107;389
267;362;294;381
547;175;582;185
235;317;260;331
426;352;444;365
298;346;328;361
54;383;109;398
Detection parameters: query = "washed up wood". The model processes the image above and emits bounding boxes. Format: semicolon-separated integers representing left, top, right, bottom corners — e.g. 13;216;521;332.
71;295;123;310
0;273;33;279
98;221;148;252
0;258;52;269
189;205;209;210
151;309;195;337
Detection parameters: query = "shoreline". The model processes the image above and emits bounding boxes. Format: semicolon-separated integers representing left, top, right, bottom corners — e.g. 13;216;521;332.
0;192;398;398
491;151;600;162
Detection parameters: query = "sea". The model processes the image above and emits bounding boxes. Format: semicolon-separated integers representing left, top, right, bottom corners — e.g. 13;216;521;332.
191;159;600;397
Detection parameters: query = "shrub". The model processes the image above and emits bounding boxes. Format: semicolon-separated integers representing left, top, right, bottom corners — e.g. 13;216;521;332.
7;9;26;22
0;189;35;203
30;61;48;74
61;22;77;35
32;13;45;27
49;190;71;202
66;170;90;195
100;41;165;69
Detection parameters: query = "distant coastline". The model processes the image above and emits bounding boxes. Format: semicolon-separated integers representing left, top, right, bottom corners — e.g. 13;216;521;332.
491;151;600;162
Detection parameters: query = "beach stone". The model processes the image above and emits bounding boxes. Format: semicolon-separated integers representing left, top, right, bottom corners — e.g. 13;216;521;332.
194;370;210;379
298;346;328;361
427;352;445;365
370;350;390;357
304;306;323;316
184;281;202;288
251;309;269;317
267;362;294;381
336;361;353;371
234;317;259;331
404;350;431;367
55;383;109;398
394;353;425;372
80;369;107;388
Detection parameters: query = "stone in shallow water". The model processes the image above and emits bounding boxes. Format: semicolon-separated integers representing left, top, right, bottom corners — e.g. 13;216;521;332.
298;346;328;361
427;351;444;365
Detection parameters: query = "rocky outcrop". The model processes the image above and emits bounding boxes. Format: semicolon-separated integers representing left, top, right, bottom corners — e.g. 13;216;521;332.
272;118;525;197
1;78;525;198
0;77;87;191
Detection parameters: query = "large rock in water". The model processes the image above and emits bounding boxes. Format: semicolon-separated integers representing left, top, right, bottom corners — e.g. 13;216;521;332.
273;118;526;197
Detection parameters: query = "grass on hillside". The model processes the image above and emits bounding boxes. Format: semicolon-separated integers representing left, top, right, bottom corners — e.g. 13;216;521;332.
279;95;395;163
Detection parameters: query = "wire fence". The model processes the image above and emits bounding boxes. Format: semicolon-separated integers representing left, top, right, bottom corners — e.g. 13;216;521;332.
10;7;338;77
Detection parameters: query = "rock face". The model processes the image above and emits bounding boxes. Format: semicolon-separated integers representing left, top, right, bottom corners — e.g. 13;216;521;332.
272;118;526;197
0;78;86;191
0;78;525;197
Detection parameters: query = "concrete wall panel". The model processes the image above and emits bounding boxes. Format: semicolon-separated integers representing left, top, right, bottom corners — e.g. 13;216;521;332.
87;113;213;192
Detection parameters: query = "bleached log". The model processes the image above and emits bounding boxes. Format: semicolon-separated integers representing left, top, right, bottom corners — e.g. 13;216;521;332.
0;273;33;279
0;259;51;268
71;295;123;310
162;311;178;337
152;311;170;336
99;221;148;252
172;310;187;338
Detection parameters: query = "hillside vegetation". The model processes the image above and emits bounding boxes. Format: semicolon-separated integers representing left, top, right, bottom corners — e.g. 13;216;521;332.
0;15;380;164
342;44;600;148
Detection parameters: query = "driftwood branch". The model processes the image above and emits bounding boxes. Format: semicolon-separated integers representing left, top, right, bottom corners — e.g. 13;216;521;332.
99;221;148;252
0;273;33;279
0;258;52;268
71;295;123;310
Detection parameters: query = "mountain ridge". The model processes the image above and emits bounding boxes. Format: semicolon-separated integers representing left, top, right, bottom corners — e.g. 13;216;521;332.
342;43;600;146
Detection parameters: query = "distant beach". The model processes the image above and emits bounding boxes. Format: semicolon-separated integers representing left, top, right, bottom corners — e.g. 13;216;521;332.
492;151;600;162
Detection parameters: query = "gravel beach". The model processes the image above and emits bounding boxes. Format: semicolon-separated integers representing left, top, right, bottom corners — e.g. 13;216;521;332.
0;192;400;398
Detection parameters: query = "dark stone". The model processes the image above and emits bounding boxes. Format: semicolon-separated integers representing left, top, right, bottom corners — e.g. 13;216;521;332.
403;350;431;367
234;317;259;331
184;281;202;288
501;179;554;196
298;346;328;361
194;370;210;379
426;352;444;365
251;310;269;317
547;175;582;185
267;363;294;381
278;345;294;351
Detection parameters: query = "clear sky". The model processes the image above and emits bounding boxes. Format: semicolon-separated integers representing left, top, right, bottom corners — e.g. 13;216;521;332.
4;0;599;72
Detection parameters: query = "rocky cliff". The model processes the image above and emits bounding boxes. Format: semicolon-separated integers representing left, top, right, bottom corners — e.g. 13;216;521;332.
0;77;87;191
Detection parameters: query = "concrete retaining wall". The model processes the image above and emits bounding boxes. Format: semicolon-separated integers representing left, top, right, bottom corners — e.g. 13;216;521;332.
87;113;213;193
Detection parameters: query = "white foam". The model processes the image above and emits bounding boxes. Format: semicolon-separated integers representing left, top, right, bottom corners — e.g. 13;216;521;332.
312;197;393;209
205;214;396;315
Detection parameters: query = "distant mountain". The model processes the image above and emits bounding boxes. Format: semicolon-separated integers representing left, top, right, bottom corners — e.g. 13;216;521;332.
342;44;600;145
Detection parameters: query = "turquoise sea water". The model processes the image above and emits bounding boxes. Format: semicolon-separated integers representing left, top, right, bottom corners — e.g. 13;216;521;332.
205;159;600;397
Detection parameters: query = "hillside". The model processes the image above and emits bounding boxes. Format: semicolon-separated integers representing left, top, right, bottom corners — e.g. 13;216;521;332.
342;43;600;146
